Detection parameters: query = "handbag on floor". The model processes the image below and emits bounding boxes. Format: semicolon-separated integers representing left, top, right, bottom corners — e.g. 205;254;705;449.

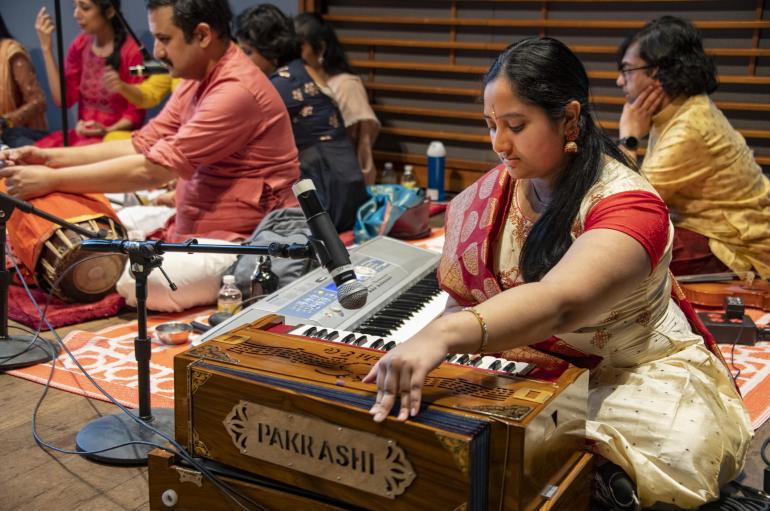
353;185;429;243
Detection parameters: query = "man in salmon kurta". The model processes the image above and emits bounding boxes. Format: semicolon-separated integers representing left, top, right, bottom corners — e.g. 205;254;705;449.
0;0;300;311
615;16;770;278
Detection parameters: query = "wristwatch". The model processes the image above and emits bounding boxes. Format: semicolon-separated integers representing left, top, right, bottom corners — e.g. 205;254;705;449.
618;136;639;150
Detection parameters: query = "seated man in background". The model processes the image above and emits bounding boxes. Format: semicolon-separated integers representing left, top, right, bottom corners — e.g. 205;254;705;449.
294;12;380;185
616;15;770;278
0;0;300;311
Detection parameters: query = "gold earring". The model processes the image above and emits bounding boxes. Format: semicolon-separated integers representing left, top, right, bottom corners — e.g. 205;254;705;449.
564;129;579;154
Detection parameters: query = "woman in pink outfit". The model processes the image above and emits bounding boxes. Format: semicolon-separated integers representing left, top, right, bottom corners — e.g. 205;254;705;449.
34;0;144;147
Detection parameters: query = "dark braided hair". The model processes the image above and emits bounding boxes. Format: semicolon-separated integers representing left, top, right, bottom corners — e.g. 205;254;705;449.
483;37;634;282
294;12;353;76
91;0;126;71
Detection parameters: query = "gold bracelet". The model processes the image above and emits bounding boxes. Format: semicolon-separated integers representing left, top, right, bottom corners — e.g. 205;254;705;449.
463;307;489;354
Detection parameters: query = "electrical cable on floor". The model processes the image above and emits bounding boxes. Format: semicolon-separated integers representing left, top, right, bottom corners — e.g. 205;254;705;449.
9;252;267;511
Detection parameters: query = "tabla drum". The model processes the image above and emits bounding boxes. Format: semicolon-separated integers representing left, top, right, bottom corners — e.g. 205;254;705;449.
4;190;128;303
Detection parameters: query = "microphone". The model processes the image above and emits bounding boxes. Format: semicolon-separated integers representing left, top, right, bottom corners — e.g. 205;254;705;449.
292;179;368;309
129;60;168;77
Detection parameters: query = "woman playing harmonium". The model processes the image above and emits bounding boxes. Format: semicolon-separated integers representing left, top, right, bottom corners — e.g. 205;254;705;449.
363;38;751;510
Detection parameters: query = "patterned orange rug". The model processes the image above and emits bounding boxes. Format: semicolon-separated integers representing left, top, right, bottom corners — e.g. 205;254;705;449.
9;264;770;431
720;312;770;430
8;308;214;409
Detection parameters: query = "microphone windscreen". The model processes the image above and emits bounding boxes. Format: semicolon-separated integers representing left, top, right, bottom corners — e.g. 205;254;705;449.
337;279;368;309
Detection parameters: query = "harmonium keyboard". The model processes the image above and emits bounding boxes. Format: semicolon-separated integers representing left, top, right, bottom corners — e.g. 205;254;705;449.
172;313;592;511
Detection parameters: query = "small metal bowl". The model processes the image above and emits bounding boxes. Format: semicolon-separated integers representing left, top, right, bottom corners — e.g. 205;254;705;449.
154;322;193;345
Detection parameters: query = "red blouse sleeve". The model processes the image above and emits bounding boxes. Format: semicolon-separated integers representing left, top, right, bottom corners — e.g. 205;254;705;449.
63;33;87;108
584;190;670;272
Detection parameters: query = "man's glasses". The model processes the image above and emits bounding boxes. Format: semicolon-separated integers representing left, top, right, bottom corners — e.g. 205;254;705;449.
618;65;654;78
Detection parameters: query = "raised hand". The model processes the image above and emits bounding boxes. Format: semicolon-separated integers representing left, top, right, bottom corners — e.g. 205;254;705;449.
35;7;56;51
619;84;665;140
362;334;448;422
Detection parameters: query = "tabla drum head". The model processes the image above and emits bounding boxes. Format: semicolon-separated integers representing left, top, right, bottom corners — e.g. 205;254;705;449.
55;250;127;302
35;216;128;303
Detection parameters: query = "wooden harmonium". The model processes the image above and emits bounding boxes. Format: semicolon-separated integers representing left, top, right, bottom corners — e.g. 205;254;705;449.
174;315;589;511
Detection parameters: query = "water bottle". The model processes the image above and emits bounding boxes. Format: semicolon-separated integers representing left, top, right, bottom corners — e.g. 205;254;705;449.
401;164;417;189
217;275;242;314
380;161;398;184
427;141;446;201
250;256;279;299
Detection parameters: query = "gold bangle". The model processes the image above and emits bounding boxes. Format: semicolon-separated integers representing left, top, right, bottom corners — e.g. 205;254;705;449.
463;306;489;354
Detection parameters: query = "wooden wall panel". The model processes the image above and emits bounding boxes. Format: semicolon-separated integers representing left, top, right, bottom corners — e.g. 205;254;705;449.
304;0;769;192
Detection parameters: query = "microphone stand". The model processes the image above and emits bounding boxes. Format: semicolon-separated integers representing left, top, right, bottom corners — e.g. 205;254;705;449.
0;193;105;370
75;238;315;465
53;0;68;146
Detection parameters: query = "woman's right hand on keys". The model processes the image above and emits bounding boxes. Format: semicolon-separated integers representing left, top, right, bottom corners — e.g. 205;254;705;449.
35;7;56;51
363;333;449;422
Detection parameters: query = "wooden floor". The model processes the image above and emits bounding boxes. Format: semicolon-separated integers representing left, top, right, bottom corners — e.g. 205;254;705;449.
1;315;150;511
1;315;769;510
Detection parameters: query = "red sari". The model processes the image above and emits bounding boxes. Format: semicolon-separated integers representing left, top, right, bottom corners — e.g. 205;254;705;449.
36;34;145;147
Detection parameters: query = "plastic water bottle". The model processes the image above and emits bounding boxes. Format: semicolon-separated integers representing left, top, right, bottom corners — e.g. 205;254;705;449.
401;164;417;189
380;161;398;184
427;141;446;201
217;275;242;314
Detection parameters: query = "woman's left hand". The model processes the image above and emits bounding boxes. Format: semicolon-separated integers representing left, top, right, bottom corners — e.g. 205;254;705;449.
362;334;449;422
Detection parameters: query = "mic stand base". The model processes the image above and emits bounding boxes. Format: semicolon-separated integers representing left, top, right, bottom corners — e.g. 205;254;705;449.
0;335;59;371
76;244;172;465
75;407;174;465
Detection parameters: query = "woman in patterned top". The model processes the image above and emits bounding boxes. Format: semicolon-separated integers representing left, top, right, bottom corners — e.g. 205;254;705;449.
235;4;367;232
294;12;380;185
363;38;751;510
33;0;144;147
0;13;48;147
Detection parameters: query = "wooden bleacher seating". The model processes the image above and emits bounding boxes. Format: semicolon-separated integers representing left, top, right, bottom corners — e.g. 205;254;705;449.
300;1;770;192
